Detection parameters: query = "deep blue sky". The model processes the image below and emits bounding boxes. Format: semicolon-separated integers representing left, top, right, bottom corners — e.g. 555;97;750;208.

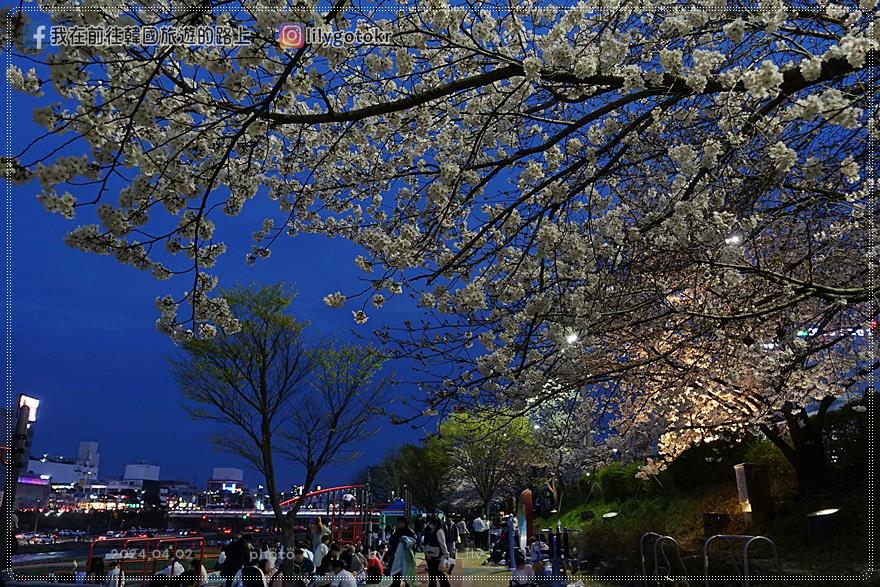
8;71;431;491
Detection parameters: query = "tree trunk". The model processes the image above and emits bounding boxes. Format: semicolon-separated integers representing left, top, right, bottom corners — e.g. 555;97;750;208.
761;397;833;496
792;424;830;495
261;420;299;551
547;478;562;512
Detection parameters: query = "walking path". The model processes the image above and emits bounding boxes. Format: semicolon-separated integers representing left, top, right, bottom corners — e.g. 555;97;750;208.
414;551;508;586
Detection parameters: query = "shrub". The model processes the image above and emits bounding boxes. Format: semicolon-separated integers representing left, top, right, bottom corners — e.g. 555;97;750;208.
743;437;794;478
665;439;749;490
581;520;643;572
595;462;643;502
824;401;869;486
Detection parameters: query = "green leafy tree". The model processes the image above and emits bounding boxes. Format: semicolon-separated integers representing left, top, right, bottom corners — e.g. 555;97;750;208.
399;438;452;514
363;440;451;513
171;284;387;547
439;410;535;515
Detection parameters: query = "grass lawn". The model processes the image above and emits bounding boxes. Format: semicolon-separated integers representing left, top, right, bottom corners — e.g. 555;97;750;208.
440;549;613;587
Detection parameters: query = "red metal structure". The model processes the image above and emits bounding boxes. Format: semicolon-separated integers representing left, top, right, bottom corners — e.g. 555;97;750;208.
86;535;206;586
278;484;373;545
165;484;398;547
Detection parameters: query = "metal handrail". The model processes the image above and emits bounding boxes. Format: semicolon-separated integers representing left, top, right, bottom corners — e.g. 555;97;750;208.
86;535;206;587
640;532;688;585
641;532;664;578
703;534;780;587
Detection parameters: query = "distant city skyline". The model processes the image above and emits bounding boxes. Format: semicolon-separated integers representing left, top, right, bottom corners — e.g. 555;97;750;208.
17;372;418;489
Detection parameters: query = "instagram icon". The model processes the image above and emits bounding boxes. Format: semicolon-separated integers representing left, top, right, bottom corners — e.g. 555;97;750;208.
278;23;304;48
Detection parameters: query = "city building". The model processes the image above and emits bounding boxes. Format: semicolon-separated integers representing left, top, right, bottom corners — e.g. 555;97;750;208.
159;480;200;509
14;476;51;509
123;463;161;484
206;467;253;509
75;463;161;511
26;440;100;486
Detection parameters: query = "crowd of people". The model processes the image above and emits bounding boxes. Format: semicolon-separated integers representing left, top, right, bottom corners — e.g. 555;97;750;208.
379;512;558;587
65;511;562;587
215;527;376;587
462;515;563;587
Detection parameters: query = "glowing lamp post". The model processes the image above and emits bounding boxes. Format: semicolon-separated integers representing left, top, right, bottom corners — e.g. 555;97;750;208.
2;395;39;579
806;508;842;544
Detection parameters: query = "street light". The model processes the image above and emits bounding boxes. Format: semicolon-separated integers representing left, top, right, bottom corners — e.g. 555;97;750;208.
18;394;40;422
19;395;40;421
564;331;578;344
2;397;36;579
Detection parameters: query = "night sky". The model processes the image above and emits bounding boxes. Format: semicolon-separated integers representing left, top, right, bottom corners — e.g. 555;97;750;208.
9;75;430;491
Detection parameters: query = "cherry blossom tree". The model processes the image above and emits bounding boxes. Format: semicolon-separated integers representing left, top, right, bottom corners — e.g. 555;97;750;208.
5;1;877;479
610;302;876;493
527;384;601;511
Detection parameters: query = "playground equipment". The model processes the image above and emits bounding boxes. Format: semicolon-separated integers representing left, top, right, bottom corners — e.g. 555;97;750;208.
639;532;689;585
169;483;418;550
278;484;378;546
702;534;781;587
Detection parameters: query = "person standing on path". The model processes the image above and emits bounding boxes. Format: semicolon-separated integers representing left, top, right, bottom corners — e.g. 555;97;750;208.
312;517;332;551
387;519;416;587
455;517;469;550
313;535;331;570
471;515;487;550
423;517;450;587
442;517;459;575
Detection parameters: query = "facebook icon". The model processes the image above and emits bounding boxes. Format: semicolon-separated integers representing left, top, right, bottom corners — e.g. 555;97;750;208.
24;24;47;50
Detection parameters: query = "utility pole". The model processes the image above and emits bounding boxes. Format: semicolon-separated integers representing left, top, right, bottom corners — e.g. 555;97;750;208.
402;484;411;526
365;470;373;551
550;518;563;587
506;514;516;572
2;403;31;584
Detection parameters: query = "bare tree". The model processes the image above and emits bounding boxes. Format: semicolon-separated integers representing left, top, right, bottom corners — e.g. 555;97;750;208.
278;341;389;508
357;442;450;512
354;449;407;503
171;283;387;546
